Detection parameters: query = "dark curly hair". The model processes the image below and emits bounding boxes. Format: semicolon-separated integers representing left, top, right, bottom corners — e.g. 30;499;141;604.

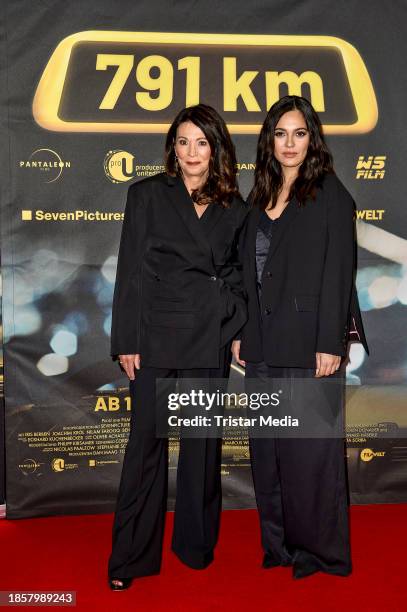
250;95;334;209
165;104;240;207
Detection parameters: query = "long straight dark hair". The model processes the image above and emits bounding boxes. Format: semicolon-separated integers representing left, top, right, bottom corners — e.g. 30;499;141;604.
251;95;334;209
165;104;240;207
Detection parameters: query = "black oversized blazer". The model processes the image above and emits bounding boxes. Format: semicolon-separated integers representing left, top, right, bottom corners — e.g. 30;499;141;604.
111;172;248;369
239;172;368;368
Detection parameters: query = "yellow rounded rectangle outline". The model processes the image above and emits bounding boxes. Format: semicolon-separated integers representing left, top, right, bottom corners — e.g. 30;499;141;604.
33;31;378;135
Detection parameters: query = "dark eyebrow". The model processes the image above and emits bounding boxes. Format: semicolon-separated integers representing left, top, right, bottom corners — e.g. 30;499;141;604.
176;135;208;140
274;127;308;131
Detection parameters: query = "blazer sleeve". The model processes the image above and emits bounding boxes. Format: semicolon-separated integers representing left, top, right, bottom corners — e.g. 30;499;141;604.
316;176;355;356
231;213;250;341
218;200;248;297
217;199;249;345
110;183;147;356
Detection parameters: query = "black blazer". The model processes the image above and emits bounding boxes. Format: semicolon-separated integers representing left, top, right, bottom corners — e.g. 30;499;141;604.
111;172;248;369
239;173;368;368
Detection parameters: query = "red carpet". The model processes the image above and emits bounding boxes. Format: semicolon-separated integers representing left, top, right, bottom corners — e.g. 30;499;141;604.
0;506;406;611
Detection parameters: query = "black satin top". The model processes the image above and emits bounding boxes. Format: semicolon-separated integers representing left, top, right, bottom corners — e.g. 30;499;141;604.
256;211;278;293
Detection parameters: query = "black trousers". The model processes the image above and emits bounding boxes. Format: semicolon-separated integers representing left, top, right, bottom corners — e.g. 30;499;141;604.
246;361;351;578
108;346;231;580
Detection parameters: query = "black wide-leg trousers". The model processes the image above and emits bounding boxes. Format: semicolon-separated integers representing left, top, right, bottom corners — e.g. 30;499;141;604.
246;361;351;578
108;347;231;580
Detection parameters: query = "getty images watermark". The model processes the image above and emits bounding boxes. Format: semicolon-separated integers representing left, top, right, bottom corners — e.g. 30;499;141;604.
167;389;298;429
155;378;346;439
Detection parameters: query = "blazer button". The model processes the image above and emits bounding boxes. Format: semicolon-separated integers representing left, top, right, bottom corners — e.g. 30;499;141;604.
265;271;272;278
209;275;217;281
264;307;272;315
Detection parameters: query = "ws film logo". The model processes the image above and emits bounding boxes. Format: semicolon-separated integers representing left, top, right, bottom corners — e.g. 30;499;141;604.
356;155;386;179
33;31;377;135
19;148;71;182
360;448;386;462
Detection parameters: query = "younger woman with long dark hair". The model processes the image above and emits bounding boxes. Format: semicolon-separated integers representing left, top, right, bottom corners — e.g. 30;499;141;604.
232;95;368;578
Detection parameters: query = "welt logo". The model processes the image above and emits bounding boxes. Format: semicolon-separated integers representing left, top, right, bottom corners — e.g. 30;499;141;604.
33;31;377;135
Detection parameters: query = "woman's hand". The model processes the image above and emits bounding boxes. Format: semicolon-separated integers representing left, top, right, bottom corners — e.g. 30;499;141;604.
231;340;246;367
315;352;341;377
119;354;141;380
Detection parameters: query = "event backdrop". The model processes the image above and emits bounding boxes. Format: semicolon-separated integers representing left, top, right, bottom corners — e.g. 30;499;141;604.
1;0;406;518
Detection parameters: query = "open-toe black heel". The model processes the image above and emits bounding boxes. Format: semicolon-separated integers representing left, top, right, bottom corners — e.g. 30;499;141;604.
108;577;133;590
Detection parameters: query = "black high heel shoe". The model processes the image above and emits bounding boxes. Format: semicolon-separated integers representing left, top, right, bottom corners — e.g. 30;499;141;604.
108;577;133;591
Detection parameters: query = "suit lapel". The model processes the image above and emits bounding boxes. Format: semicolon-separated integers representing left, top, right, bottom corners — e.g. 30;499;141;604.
166;174;215;266
200;200;225;237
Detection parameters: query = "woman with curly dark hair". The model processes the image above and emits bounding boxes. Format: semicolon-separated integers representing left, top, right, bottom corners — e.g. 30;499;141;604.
108;104;248;589
232;96;368;578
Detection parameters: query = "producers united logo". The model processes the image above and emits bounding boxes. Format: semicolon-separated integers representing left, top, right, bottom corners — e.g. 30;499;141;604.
104;150;136;183
103;150;163;182
19;148;71;182
51;457;79;471
33;31;378;135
